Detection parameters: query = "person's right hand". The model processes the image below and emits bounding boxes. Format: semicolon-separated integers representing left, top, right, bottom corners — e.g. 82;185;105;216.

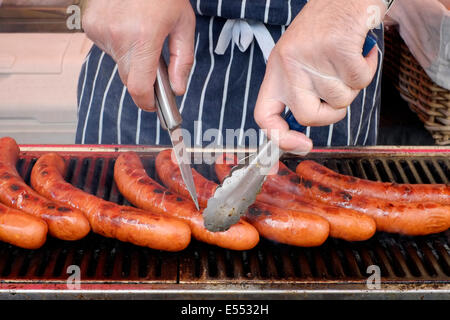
82;0;196;111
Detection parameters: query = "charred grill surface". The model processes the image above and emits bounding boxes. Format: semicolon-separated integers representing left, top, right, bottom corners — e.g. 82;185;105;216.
0;148;449;299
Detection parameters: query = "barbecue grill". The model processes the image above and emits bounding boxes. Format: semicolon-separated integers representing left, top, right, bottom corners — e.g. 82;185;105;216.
0;145;448;300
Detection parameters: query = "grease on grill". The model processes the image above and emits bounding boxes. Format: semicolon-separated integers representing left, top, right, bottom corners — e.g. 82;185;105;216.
318;185;332;193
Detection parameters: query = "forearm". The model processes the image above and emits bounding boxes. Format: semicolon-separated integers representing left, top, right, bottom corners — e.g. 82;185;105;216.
388;0;444;22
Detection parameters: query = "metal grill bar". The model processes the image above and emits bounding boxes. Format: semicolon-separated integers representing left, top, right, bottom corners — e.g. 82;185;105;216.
0;148;448;299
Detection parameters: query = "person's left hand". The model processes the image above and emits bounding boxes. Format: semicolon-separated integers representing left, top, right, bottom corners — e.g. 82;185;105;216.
254;0;385;153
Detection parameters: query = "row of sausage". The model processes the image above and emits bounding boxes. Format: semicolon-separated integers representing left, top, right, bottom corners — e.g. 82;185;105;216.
0;137;448;251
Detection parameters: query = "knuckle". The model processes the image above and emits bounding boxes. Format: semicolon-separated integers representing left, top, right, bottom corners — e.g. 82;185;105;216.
177;52;194;68
288;106;314;127
326;85;353;108
276;44;295;65
360;72;373;89
298;113;316;127
107;23;126;41
296;116;315;127
347;69;364;88
253;109;265;128
127;83;147;99
82;12;99;35
346;64;372;89
324;33;341;53
338;108;348;121
184;55;195;69
117;72;128;87
265;54;278;72
186;8;196;24
140;23;157;38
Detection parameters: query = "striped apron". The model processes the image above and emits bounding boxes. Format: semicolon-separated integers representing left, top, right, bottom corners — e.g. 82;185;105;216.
76;0;385;147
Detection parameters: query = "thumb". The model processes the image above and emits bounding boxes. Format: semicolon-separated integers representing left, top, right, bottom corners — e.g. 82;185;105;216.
168;10;196;96
365;44;380;81
254;74;313;153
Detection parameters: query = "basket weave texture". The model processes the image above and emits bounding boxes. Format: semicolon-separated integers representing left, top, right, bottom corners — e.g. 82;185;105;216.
384;26;450;145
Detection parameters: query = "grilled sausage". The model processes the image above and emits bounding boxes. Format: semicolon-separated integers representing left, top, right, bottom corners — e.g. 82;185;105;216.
216;156;450;236
155;150;330;246
297;160;450;205
295;177;450;235
0;203;48;249
31;153;191;251
212;153;376;241
0;137;90;241
114;151;260;250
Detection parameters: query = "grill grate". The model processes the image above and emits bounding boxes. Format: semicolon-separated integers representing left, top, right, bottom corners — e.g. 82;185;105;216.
0;149;448;287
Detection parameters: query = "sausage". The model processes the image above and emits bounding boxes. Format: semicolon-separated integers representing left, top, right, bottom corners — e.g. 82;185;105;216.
31;153;191;252
0;203;48;249
296;179;450;235
155;150;215;208
212;153;376;241
295;176;450;236
114;152;260;250
155;150;330;246
244;203;329;247
0;137;90;241
216;155;450;236
297;160;450;205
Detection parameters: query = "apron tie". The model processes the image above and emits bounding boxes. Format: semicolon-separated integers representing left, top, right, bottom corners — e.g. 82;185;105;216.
214;19;275;63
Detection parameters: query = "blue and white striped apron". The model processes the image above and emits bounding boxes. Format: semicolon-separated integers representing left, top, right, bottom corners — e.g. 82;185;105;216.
76;0;384;147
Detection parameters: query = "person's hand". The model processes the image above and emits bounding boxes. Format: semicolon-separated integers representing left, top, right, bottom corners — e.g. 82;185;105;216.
82;0;195;111
254;0;386;152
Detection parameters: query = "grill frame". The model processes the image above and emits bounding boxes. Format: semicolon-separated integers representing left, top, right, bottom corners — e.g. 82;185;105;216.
0;145;449;300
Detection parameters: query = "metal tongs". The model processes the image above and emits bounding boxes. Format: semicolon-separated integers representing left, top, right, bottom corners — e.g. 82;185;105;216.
203;35;378;232
155;56;199;210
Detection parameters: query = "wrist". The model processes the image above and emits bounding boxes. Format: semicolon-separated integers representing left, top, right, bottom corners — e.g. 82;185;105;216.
347;0;388;30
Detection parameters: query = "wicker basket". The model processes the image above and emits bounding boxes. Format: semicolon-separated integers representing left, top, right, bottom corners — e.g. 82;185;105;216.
384;26;450;145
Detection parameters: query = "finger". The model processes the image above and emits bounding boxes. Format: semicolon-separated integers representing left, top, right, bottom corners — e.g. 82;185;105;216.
364;45;380;82
313;78;360;109
286;88;349;127
335;43;379;90
125;41;162;112
255;100;313;152
115;49;132;87
168;9;196;96
254;80;313;153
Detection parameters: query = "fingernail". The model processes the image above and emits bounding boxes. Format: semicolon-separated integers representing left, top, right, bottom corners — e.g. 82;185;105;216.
140;106;155;112
183;69;190;88
141;100;156;112
289;150;310;156
176;69;190;94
